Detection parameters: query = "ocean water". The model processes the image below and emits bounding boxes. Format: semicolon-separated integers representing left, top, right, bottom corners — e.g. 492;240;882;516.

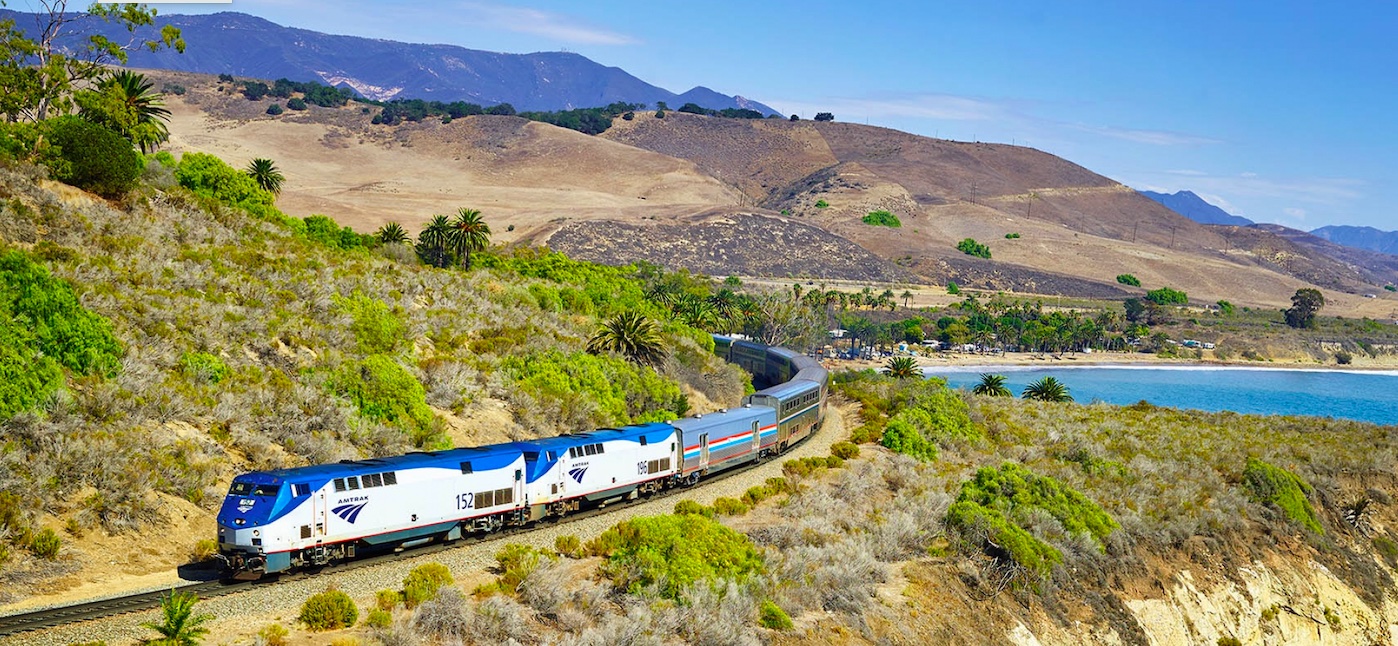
927;365;1398;426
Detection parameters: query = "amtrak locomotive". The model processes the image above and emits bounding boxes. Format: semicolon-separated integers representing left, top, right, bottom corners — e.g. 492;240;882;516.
216;336;827;578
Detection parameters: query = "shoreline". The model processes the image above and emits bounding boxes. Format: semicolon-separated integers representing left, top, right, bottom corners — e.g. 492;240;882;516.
830;351;1398;376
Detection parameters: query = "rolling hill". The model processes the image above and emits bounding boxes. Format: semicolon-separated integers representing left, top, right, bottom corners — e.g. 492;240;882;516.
148;70;1397;317
0;9;776;114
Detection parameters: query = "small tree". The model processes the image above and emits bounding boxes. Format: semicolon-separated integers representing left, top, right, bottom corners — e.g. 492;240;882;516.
1115;274;1141;287
1284;288;1324;329
141;589;214;646
446;207;491;270
587;311;665;367
813;112;834;122
244;158;285;195
1144;287;1188;305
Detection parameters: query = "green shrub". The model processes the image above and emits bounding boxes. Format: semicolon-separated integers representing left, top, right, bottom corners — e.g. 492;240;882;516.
178;352;230;384
189;538;219;563
815;199;829;208
0;318;64;419
257;623;289;646
946;281;960;295
1217;638;1241;646
711;497;750;516
334;293;403;354
554;534;583;558
1386;285;1396;292
881;417;937;461
287;97;308;111
375;589;400;611
265;103;284;115
758;599;793;630
332;354;434;435
365;609;392;629
861;210;901;227
42;116;141;198
956;238;991;259
1115;274;1141;287
30;527;62;559
1242;457;1323;534
1;250;123;376
492;544;555;594
588;514;764;598
402;562;454;608
831;441;860;459
175;152;297;228
299;588;358;631
673;499;714;518
1145;286;1188;305
503;350;680;431
1335;351;1353;365
304;214;364;250
946;463;1117;580
1004;232;1021;239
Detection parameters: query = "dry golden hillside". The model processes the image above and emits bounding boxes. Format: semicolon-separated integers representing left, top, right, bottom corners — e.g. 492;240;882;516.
153;70;1398;317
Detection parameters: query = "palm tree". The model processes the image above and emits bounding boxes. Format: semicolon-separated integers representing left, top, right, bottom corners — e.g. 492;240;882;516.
416;214;452;268
447;207;491;270
1022;376;1073;402
376;222;409;245
901;290;913;308
972;373;1012;397
587;311;665;367
884;356;919;379
82;70;172;153
244;158;284;195
141;589;213;646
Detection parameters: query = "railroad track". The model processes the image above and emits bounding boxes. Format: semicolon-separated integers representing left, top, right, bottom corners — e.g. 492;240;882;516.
0;440;806;638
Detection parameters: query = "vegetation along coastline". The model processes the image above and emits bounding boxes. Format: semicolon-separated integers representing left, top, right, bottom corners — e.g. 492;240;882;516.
4;3;1398;644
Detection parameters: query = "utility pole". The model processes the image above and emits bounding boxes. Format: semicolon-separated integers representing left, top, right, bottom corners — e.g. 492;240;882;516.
971;181;977;205
1132;222;1138;243
1170;225;1177;249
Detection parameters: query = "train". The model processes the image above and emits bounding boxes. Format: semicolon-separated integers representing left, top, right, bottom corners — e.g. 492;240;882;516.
215;336;829;578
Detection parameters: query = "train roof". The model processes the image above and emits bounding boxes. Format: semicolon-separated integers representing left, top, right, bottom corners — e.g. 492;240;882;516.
750;378;822;400
669;405;775;434
240;444;525;486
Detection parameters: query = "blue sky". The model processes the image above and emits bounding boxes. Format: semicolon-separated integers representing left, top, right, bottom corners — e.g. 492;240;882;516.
136;0;1395;231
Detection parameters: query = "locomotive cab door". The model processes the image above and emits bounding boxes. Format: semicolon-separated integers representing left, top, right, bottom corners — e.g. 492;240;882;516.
314;489;327;539
699;433;709;471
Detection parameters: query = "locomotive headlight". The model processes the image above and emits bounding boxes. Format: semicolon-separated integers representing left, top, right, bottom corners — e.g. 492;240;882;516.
252;530;260;537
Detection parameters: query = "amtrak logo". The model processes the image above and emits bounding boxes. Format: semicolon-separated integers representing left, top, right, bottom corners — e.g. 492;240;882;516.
567;467;587;483
332;502;368;524
237;498;255;513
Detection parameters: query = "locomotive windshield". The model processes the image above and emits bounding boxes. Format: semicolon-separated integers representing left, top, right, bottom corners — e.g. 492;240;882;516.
228;482;281;497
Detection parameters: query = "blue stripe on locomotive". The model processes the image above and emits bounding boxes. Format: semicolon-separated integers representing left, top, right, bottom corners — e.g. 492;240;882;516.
217;444;524;529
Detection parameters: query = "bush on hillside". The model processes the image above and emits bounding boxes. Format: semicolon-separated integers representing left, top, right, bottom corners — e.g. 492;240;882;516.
1242;457;1323;534
175;152;295;228
266;103;284;116
946;462;1117;580
1145;286;1188;305
303;214;365;250
402;562;454;608
587;514;764;598
0;250;122;376
503;350;680;433
334;292;404;354
861;210;901;227
299;588;358;631
43;116;141;198
287;97;307;111
332;354;435;440
178;352;230;384
956;238;992;259
1115;274;1141;287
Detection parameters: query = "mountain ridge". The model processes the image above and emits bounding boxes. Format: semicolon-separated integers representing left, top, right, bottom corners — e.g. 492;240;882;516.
1310;225;1398;256
0;9;779;114
1140;189;1254;226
